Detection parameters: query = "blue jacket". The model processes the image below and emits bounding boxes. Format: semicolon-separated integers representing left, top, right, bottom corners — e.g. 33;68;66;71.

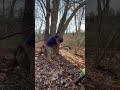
46;35;58;46
26;31;35;47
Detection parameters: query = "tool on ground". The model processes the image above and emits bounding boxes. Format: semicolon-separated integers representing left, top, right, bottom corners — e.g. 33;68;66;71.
75;68;85;86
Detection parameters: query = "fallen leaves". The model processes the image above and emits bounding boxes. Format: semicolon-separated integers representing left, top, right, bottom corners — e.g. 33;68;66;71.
0;73;6;82
35;46;85;90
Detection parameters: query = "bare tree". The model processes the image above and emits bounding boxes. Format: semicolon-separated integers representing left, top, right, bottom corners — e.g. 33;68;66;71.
37;0;85;56
9;0;17;17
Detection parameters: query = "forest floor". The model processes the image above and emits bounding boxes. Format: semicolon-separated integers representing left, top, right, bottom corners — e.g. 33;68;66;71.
0;34;120;90
0;55;33;90
35;43;120;90
35;43;85;90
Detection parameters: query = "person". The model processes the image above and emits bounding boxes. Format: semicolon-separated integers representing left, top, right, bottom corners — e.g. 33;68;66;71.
45;34;63;60
75;68;85;86
46;34;63;46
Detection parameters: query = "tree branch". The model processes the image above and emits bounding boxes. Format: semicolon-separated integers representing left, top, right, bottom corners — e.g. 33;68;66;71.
57;0;70;34
57;1;85;36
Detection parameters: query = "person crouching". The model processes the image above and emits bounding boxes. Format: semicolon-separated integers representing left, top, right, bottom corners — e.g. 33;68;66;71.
45;34;63;60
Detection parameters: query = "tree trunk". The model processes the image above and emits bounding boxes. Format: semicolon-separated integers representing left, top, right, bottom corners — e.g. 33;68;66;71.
9;0;17;17
23;0;34;37
44;0;50;43
3;0;5;16
52;44;59;56
50;0;60;35
43;44;59;59
43;0;51;58
22;0;34;84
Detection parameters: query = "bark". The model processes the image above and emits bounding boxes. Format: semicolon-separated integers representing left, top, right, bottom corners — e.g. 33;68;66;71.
52;44;59;55
44;0;50;42
50;0;60;35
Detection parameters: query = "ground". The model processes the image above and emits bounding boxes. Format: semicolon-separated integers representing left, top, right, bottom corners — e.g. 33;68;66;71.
35;41;85;90
0;56;33;90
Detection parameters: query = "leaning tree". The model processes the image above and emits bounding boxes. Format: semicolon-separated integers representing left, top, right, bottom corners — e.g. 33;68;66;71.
36;0;85;56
